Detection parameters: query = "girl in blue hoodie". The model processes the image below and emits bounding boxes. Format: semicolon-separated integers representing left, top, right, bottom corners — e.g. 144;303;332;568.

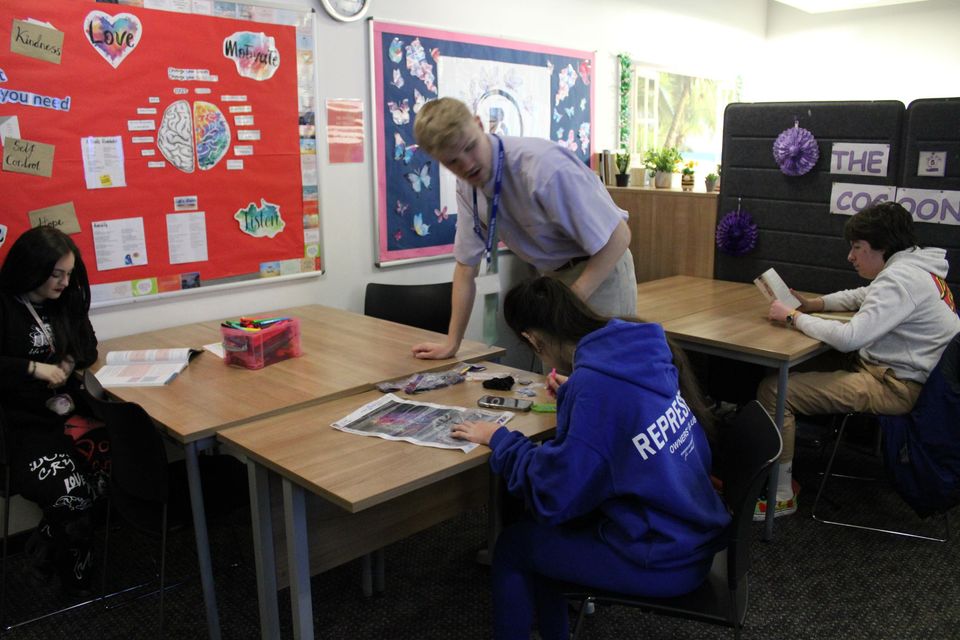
452;277;730;640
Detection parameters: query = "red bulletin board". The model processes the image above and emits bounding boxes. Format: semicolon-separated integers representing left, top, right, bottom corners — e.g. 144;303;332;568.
0;0;312;301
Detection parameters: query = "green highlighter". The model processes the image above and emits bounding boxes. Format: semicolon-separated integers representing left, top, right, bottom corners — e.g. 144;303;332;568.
531;403;557;413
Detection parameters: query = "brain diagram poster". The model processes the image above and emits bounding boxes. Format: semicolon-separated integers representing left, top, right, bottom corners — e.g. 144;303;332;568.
0;0;313;302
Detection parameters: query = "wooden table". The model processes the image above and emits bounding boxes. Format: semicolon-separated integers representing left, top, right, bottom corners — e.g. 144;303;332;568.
218;364;556;640
96;305;505;639
635;275;762;324
638;277;831;539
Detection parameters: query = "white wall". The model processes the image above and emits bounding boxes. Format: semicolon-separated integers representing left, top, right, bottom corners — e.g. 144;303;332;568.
749;0;960;103
90;0;958;349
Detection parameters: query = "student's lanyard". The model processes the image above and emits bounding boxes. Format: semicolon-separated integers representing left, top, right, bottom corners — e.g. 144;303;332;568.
471;135;505;266
19;296;55;353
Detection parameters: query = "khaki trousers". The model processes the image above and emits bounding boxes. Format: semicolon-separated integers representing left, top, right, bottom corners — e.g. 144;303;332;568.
545;249;637;318
757;359;922;462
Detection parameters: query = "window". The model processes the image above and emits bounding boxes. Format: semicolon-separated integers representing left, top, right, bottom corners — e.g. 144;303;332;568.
632;66;741;171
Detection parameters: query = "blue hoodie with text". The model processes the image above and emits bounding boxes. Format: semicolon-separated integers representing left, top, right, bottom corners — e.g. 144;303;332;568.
489;319;730;569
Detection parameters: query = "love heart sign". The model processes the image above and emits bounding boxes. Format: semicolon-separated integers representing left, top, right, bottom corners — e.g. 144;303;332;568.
83;11;142;69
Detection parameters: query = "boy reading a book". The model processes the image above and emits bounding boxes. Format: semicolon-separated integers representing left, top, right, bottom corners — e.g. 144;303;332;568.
758;202;960;519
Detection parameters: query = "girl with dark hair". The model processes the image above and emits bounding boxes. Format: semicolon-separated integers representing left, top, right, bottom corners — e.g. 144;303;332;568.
451;276;729;640
0;226;108;597
759;202;960;520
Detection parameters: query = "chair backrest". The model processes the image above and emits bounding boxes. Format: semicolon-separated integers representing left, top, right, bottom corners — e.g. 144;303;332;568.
719;401;782;586
83;370;169;530
879;331;960;516
363;281;453;335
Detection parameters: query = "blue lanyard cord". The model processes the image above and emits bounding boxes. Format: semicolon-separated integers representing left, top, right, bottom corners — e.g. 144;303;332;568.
472;135;505;265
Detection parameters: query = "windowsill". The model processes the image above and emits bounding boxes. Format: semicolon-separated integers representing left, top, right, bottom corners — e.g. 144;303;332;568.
607;184;719;197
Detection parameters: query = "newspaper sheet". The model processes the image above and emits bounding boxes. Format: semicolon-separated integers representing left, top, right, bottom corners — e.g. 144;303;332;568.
331;393;514;453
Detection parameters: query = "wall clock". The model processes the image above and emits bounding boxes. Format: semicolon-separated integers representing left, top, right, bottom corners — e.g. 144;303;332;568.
320;0;369;22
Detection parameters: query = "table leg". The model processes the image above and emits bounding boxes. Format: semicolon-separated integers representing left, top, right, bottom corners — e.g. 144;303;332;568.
184;440;222;639
373;548;385;593
764;363;789;541
247;462;279;639
282;479;313;639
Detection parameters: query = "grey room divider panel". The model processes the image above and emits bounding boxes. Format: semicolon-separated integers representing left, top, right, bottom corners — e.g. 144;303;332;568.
715;101;904;295
900;97;960;191
899;97;960;291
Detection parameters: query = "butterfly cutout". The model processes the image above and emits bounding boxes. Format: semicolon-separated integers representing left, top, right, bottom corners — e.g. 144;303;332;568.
579;60;591;85
393;132;418;164
434;206;448;223
558;130;578;152
553;108;561;123
564;106;575;118
412;213;430;237
578;122;591;156
394;229;403;242
555;64;578;106
546;60;554;74
391;69;404;89
405;162;432;194
413;88;429;114
555;127;564;140
388;37;404;63
430;47;440;62
395;200;409;216
580;97;587;111
387;99;410;125
405;38;437;93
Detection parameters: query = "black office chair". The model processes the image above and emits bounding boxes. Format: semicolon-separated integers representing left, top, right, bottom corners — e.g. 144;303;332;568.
0;403;104;635
82;370;175;636
812;334;960;543
363;281;453;334
564;401;783;640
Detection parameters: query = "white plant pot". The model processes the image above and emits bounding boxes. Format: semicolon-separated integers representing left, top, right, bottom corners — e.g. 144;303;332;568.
654;171;673;189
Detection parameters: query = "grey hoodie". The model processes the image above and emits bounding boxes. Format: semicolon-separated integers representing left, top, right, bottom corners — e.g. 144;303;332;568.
795;246;960;383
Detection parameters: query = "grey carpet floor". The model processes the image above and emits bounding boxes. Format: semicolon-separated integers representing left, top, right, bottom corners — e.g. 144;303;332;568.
3;436;959;639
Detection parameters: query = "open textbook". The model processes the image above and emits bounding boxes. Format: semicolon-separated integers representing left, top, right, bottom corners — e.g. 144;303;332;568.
332;393;514;453
753;268;801;309
95;347;200;388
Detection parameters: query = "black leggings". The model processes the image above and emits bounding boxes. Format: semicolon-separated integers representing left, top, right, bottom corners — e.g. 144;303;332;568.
12;423;110;523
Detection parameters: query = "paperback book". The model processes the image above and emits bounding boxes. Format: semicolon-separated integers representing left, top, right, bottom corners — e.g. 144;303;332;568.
94;347;200;388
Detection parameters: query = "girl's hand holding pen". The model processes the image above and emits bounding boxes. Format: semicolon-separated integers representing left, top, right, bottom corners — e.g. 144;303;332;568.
546;368;567;399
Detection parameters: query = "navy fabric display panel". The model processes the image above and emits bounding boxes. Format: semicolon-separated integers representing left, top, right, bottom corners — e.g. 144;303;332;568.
715;101;904;295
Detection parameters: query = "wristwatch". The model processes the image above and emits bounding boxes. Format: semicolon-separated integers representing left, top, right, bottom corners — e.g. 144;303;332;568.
785;310;799;327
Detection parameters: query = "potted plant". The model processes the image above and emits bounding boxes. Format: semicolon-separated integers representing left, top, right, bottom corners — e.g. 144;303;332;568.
705;168;719;193
681;161;696;191
642;147;683;189
615;151;631;187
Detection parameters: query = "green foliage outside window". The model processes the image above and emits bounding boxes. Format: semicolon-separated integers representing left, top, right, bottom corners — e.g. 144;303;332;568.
617;53;632;155
633;68;740;168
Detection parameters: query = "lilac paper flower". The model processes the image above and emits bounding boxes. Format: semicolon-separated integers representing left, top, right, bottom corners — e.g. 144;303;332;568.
773;124;819;176
716;209;758;256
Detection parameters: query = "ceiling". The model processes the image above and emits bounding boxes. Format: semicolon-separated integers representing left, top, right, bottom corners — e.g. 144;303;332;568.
772;0;928;13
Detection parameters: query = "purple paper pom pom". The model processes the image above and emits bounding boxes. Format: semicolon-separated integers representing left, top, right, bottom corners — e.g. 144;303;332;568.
716;209;758;256
773;125;820;176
